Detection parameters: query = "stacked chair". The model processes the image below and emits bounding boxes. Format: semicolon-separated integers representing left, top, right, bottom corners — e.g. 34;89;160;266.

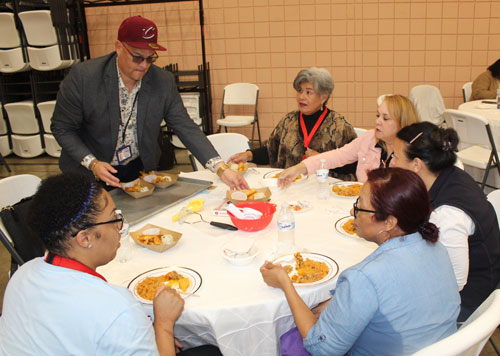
37;99;60;157
0;103;11;157
0;12;30;73
18;10;74;71
3;100;44;158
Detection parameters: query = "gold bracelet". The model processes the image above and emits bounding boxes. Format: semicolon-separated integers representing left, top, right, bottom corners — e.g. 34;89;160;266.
89;159;98;171
216;163;230;177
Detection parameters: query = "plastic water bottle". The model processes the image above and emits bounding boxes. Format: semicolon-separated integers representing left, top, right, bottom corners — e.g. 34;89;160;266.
277;204;295;254
497;89;500;109
316;158;329;200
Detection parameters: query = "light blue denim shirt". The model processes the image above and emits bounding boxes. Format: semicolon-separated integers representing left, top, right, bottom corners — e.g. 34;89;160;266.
304;232;460;356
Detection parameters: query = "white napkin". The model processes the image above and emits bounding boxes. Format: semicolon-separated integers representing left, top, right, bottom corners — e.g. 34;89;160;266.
226;203;263;220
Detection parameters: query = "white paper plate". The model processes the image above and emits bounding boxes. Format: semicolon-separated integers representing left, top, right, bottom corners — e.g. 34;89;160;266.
330;181;363;198
288;200;312;213
335;216;359;238
128;266;202;304
273;252;339;286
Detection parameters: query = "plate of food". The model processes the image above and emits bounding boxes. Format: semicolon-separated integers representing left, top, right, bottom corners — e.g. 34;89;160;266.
273;252;339;286
128;266;202;304
229;162;249;175
262;169;307;184
335;216;359;238
330;181;363;198
288;200;312;213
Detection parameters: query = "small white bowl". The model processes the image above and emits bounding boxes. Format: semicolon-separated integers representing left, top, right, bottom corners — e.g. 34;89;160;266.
222;244;259;266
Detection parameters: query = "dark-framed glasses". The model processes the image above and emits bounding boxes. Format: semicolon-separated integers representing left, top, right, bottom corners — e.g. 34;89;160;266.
121;42;158;64
72;210;124;237
352;198;378;218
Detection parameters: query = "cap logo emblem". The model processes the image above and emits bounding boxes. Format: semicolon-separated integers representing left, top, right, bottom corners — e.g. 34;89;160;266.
142;26;156;39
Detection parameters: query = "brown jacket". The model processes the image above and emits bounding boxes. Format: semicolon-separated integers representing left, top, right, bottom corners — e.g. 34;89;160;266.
267;109;357;180
470;70;499;101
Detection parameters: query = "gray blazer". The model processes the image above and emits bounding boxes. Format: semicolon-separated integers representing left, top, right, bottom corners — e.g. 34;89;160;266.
51;52;218;176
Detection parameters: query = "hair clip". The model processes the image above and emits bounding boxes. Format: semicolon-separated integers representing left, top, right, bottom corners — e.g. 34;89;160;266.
409;132;423;144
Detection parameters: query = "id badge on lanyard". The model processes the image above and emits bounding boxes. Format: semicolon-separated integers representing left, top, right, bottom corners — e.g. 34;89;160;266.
116;92;138;164
116;145;132;164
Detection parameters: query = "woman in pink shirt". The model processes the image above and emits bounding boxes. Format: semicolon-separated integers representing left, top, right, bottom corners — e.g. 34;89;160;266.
277;94;419;187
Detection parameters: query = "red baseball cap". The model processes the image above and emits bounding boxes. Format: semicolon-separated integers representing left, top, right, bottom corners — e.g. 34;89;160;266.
118;16;166;51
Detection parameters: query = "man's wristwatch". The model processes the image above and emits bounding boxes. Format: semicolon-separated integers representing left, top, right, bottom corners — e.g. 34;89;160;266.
216;163;230;178
81;154;97;170
205;156;224;173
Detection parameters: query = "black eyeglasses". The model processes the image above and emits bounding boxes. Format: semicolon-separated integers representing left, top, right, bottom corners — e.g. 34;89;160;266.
72;210;124;237
121;42;158;64
352;198;378;218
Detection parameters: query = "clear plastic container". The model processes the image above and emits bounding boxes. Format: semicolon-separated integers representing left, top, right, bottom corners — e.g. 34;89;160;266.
316;158;329;200
277;203;295;254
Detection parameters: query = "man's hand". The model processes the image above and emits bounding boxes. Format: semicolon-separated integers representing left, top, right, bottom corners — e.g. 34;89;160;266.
228;151;252;164
90;160;121;188
219;165;250;190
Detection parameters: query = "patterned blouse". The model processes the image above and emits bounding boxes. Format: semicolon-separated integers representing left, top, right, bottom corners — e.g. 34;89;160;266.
266;109;357;181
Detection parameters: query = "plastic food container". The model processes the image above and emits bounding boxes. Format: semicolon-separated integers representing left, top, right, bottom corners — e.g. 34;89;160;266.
227;201;277;232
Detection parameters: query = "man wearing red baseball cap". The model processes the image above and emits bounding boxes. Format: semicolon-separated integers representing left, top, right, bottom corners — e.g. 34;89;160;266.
52;16;247;191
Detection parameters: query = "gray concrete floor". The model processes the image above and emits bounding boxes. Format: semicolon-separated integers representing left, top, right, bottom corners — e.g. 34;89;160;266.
0;151;499;355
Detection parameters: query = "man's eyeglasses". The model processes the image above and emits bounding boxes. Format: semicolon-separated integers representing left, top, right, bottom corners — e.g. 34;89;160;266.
121;42;158;64
72;210;124;237
352;198;378;218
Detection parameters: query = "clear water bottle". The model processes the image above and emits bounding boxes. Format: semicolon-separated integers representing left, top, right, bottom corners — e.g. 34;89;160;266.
497;89;500;109
316;158;329;200
277;204;295;254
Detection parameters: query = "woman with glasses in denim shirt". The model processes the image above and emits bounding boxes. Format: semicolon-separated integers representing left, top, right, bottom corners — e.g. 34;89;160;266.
0;173;221;356
261;168;460;356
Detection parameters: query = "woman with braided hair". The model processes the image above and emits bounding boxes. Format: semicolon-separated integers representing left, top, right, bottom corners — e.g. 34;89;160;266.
261;168;459;356
392;122;500;322
0;173;221;356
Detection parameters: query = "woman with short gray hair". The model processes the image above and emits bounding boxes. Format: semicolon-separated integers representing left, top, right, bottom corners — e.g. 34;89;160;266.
229;67;357;180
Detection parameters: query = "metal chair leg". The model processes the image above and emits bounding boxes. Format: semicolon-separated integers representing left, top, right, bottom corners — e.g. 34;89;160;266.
0;152;11;172
489;337;500;355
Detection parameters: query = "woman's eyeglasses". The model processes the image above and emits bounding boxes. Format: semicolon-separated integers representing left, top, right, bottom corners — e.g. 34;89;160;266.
352;198;378;218
121;42;158;64
72;210;124;237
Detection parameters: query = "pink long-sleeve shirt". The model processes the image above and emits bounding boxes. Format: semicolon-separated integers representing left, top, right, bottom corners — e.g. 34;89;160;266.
303;130;382;182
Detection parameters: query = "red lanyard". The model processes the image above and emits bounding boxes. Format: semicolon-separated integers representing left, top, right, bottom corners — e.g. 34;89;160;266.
300;107;328;160
45;252;107;282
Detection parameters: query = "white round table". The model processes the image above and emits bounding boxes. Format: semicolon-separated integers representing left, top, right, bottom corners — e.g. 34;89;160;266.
98;168;376;356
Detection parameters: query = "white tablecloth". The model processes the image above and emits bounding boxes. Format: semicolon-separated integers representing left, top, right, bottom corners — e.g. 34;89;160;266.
97;168;377;356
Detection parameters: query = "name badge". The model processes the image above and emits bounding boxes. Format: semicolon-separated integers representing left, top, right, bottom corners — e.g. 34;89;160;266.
116;145;132;164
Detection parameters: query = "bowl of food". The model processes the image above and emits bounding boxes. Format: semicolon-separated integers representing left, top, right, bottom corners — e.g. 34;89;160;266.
227;201;276;232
